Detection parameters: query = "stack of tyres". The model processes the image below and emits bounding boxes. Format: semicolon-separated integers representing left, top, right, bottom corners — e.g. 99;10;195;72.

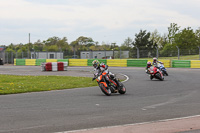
45;62;52;71
41;63;46;71
64;62;68;71
57;62;64;71
52;62;57;71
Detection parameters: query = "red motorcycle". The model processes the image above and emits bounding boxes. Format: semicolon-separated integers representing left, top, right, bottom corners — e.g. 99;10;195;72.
93;70;126;96
147;66;164;81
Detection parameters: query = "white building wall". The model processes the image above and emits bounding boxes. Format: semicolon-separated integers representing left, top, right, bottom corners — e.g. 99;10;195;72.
31;52;63;59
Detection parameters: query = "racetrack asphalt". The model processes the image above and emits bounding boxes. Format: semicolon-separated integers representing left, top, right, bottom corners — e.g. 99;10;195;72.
0;65;200;133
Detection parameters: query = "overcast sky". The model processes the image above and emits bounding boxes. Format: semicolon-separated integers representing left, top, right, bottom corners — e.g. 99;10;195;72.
0;0;200;46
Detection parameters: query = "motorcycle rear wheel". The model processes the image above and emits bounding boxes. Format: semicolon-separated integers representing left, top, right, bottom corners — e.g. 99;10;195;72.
100;84;111;96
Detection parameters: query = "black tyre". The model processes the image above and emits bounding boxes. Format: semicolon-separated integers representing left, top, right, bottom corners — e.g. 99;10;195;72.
100;84;111;96
159;74;164;81
150;75;153;80
156;73;164;81
165;71;168;76
118;82;126;94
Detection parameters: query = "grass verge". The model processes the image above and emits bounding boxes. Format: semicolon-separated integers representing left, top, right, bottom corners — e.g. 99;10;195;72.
0;75;97;95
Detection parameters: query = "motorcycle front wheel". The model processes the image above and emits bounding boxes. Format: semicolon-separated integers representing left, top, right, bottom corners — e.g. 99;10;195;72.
155;73;164;81
165;71;168;76
118;82;126;94
99;83;111;96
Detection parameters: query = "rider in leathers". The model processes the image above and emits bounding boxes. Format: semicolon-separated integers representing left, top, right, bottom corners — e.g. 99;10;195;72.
92;60;109;81
92;60;116;87
152;57;161;68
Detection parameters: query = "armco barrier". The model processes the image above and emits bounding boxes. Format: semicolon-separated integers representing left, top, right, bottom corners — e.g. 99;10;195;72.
57;59;69;63
68;59;87;66
158;60;171;68
107;59;127;67
127;59;147;67
14;59;69;66
15;59;25;66
12;59;200;68
191;60;200;68
172;60;191;68
87;59;107;66
36;59;46;66
25;59;36;66
46;59;57;62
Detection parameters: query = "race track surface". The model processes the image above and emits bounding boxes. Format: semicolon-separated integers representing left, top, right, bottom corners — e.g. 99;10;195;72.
0;65;200;133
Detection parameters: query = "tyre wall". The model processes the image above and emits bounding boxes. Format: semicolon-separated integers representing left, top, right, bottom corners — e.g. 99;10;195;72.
14;59;200;68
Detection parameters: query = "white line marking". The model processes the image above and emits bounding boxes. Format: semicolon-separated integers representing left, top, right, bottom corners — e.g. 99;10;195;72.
55;115;200;133
118;73;129;83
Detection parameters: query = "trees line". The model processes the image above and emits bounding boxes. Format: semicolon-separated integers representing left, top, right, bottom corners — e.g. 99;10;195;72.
1;23;200;58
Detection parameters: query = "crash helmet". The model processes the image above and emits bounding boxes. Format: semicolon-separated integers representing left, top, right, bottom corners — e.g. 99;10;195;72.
92;60;100;68
153;57;157;63
147;61;151;67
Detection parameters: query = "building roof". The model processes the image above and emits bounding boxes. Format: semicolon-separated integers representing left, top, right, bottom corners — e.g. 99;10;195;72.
0;47;4;51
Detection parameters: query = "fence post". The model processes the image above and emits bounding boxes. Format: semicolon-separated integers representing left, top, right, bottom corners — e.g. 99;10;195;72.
6;52;8;64
104;49;106;59
198;46;200;60
73;46;76;59
155;46;159;59
120;48;121;59
176;46;180;60
11;52;13;64
136;47;139;59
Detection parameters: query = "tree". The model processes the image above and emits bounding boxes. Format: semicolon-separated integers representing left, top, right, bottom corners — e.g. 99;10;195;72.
174;27;197;49
46;45;59;52
195;27;200;47
121;37;132;48
132;30;152;49
56;37;69;51
43;36;60;46
33;40;43;51
76;36;94;47
150;30;163;49
167;23;180;44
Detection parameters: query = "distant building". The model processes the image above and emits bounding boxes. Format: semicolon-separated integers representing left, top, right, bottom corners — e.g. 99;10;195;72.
0;47;5;63
30;52;63;59
80;50;129;59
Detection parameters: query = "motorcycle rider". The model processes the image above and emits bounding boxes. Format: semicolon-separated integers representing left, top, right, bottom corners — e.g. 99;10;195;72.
145;61;152;74
152;57;161;68
92;60;114;87
92;60;108;74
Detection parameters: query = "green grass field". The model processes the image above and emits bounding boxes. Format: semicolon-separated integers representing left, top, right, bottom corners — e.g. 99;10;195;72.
0;75;97;95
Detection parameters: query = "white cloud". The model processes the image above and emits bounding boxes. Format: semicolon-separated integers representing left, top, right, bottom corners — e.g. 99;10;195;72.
0;0;200;45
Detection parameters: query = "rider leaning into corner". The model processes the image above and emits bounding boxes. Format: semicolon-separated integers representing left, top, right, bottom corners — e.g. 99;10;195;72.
152;57;161;67
145;57;161;73
92;60;114;86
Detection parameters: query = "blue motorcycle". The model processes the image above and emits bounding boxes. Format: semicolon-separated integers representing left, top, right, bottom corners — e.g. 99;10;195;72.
157;63;168;76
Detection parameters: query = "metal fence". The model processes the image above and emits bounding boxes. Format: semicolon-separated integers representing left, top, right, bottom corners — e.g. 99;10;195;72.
130;47;200;59
1;48;200;64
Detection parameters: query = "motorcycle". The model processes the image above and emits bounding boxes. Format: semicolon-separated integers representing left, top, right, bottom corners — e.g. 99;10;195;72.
93;70;126;96
147;66;164;81
157;63;168;76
